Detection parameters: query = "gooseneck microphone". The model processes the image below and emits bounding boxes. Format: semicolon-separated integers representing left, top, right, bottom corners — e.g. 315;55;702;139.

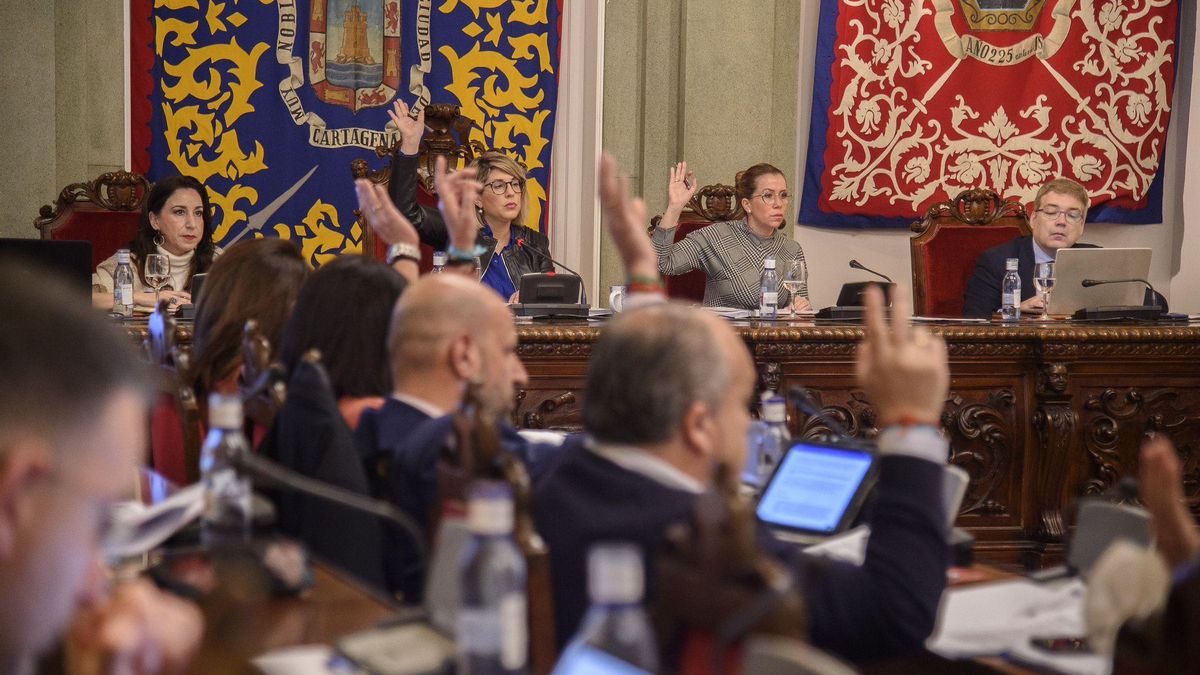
1081;277;1153;291
849;259;893;283
232;451;429;573
516;238;588;304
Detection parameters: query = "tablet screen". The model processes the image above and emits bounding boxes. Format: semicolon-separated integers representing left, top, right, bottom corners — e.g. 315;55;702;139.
552;646;653;675
756;443;875;534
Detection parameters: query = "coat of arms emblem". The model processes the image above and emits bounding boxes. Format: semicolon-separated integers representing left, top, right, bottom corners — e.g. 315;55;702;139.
309;0;401;112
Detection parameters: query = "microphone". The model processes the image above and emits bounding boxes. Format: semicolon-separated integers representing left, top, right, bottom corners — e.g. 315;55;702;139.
1082;277;1152;291
849;259;893;283
232;451;429;574
516;238;588;305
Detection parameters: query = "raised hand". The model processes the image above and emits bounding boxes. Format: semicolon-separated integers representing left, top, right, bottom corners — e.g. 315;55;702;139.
355;178;419;248
666;161;698;211
1139;436;1200;569
856;284;948;428
432;156;483;252
387;99;426;155
599;152;657;283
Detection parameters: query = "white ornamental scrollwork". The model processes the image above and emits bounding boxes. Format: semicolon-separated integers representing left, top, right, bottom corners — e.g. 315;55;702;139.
824;0;1175;213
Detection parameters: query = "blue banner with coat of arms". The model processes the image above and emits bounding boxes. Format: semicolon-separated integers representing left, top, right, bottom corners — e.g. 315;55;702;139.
131;0;563;266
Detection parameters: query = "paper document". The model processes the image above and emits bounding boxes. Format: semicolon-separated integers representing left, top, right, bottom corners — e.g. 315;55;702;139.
928;578;1110;675
104;482;205;558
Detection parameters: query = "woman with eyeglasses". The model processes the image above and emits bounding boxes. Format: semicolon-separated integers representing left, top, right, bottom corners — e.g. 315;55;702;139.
652;161;811;311
386;100;552;300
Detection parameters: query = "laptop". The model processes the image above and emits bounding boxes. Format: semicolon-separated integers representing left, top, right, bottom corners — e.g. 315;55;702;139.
0;238;93;298
1046;248;1152;317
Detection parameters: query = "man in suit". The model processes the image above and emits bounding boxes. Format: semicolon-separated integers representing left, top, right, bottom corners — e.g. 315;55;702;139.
534;280;952;662
962;177;1095;318
0;263;201;673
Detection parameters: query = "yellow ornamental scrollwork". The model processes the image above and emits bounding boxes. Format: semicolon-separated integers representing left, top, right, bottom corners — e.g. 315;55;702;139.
274;200;363;267
438;1;555;231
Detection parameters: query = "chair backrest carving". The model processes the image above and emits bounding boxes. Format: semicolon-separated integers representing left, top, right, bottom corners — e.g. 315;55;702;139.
909;188;1031;317
649;183;743;302
36;171;150;269
241;319;287;435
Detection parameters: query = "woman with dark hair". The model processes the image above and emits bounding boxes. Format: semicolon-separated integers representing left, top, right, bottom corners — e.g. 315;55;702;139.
189;238;308;400
385;99;552;300
92;174;217;311
279;255;408;429
651;161;810;311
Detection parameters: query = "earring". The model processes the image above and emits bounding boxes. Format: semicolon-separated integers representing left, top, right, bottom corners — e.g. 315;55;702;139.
153;231;165;247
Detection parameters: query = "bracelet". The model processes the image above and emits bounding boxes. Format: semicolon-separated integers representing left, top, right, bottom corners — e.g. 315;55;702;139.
628;281;664;294
448;244;488;261
386;242;421;265
627;274;661;286
879;416;941;431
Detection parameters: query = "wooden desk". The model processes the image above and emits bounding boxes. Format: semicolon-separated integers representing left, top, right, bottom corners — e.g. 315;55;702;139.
511;318;1200;570
129;317;1200;569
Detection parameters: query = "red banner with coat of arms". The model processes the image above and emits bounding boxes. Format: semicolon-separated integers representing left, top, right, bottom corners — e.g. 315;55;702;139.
799;0;1179;228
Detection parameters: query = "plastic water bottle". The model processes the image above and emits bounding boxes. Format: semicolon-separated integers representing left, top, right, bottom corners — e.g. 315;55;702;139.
199;393;252;548
758;393;791;485
432;251;447;273
458;481;527;675
555;543;658;673
760;257;779;319
1001;257;1021;322
112;249;135;318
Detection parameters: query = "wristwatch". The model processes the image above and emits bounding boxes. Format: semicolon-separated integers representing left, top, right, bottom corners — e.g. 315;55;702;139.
386;242;421;265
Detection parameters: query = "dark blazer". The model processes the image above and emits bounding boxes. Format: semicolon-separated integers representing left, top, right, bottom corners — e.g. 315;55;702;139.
962;235;1099;318
261;359;387;590
387;152;553;284
355;398;565;600
532;437;950;663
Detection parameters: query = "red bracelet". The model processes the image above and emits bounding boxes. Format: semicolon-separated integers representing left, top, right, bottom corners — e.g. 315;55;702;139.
627;281;664;293
884;415;939;428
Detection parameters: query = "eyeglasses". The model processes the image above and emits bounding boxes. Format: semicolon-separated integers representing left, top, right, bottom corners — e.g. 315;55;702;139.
1035;206;1083;224
484;179;525;195
750;191;791;205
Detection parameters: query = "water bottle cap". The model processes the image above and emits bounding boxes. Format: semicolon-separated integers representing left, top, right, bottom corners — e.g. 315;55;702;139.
467;481;514;535
764;257;776;270
588;542;644;604
208;393;242;429
433;251;447;265
117;249;131;264
1005;257;1019;271
763;397;787;423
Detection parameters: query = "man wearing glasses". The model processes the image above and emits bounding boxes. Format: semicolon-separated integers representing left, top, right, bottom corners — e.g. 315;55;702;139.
962;178;1096;318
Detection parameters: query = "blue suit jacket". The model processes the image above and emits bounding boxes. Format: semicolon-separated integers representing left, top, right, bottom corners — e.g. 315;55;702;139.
533;436;950;663
355;398;564;600
962;235;1101;318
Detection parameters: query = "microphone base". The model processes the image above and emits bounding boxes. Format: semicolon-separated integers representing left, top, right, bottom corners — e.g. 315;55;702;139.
511;302;590;318
1072;305;1164;321
815;306;866;321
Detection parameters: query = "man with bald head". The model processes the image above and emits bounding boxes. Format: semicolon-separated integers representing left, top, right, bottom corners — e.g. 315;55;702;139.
355;273;552;598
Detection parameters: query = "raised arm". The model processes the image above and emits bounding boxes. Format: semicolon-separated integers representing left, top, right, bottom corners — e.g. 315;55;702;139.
385;100;451;249
356;178;421;284
801;285;952;661
432;156;485;279
649;161;709;277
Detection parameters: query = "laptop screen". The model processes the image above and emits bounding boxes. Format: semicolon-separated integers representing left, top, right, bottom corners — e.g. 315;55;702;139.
756;442;875;535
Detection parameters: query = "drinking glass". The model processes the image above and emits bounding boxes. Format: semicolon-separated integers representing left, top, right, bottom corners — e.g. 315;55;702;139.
781;259;808;317
145;254;170;309
1033;261;1055;319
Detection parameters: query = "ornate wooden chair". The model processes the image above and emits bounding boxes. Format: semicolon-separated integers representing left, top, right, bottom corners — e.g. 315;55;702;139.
434;394;557;675
35;171;150;269
145;301;203;485
351;103;487;268
909;188;1031;317
649;184;743;302
240;319;287;445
